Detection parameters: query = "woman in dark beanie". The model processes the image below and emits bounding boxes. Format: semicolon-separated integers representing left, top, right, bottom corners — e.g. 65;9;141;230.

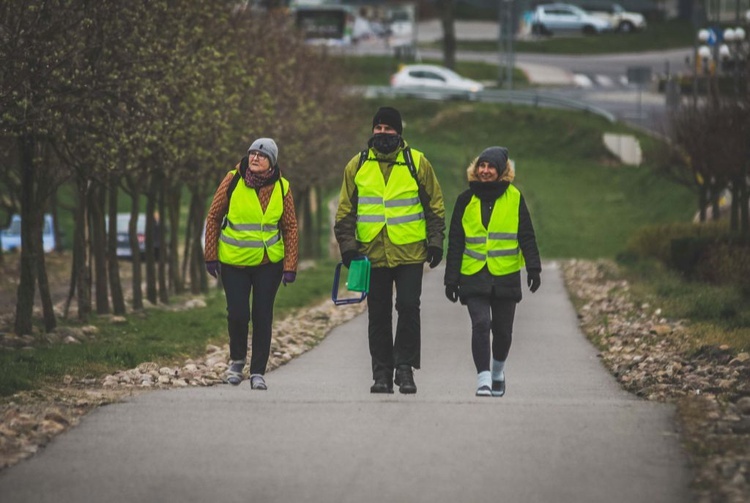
204;138;299;390
443;146;541;397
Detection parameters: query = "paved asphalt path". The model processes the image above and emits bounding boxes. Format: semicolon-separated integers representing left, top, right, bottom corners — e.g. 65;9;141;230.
0;261;693;503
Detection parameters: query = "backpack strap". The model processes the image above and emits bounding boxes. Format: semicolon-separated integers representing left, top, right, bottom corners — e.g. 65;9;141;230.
357;147;418;183
401;147;418;182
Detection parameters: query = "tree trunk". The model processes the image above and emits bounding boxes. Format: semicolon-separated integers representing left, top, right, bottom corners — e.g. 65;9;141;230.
698;183;707;222
74;176;92;322
168;184;185;295
741;162;749;236
145;175;158;305
14;134;37;335
127;195;144;311
36;252;56;333
157;180;169;304
729;179;740;231
107;174;126;316
90;182;110;314
315;185;323;258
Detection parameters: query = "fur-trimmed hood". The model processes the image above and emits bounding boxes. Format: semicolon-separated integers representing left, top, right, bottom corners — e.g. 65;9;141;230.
466;156;515;183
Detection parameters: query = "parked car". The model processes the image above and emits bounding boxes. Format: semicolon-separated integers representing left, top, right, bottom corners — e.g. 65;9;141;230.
390;64;485;95
1;214;56;253
107;213;160;259
562;0;646;32
531;3;612;35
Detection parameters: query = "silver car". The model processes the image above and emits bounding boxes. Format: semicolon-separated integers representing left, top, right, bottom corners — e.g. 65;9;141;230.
532;3;612;35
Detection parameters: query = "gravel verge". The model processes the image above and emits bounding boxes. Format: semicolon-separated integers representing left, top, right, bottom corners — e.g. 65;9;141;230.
562;259;749;503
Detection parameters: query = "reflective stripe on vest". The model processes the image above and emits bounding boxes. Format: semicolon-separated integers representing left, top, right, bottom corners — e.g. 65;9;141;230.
460;185;525;276
218;175;287;265
354;148;427;245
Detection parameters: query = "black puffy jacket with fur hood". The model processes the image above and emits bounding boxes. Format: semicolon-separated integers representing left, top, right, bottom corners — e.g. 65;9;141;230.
443;157;541;304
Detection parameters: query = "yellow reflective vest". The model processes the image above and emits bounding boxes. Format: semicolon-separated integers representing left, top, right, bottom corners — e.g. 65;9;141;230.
461;185;525;276
218;175;288;266
354;148;427;245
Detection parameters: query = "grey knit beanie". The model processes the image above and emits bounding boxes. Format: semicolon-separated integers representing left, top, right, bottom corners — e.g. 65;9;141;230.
248;138;278;166
476;146;509;171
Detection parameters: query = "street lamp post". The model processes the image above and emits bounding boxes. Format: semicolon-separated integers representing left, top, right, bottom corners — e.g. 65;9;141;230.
497;0;515;89
693;29;713;104
718;12;749;96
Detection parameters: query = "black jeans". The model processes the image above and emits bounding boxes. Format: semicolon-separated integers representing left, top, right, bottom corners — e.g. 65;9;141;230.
367;263;423;380
465;296;516;373
220;261;283;375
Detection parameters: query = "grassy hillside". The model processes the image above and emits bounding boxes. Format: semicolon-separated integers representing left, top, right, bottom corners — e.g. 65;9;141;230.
388;100;695;258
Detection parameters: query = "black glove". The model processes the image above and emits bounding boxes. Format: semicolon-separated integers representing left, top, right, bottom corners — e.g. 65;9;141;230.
206;261;220;279
426;246;443;269
341;250;362;269
527;271;541;293
445;284;459;303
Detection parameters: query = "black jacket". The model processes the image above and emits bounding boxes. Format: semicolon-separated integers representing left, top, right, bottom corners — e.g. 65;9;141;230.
444;180;541;303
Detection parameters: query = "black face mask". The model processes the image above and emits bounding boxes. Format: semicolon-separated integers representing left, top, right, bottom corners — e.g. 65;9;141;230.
369;133;401;154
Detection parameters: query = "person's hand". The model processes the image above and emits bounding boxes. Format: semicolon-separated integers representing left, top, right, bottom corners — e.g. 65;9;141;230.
341;250;362;268
445;284;459;303
282;271;296;286
527;271;541;293
426;246;443;269
206;261;220;278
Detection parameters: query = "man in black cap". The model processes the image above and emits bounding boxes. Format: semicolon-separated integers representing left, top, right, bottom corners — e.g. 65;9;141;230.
335;106;446;394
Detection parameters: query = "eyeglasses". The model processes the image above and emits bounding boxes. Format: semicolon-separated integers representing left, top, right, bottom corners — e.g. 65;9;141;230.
249;151;268;161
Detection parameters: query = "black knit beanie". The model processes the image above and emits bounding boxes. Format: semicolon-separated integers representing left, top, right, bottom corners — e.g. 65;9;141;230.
476;146;509;171
372;107;403;135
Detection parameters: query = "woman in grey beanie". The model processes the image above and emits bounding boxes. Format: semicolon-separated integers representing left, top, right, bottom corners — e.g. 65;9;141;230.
443;146;541;397
204;137;299;390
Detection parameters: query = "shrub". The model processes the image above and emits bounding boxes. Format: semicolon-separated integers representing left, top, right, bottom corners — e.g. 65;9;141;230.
626;221;750;292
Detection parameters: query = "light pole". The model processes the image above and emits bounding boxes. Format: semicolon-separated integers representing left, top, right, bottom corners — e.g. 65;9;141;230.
497;0;514;89
718;11;749;96
693;29;713;104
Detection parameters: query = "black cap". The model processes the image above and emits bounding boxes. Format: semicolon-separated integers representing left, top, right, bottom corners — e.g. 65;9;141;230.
372;106;403;135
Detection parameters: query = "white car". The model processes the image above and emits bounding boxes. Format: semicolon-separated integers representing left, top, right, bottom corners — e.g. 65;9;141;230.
588;3;646;33
532;3;612;35
390;64;484;94
1;214;56;253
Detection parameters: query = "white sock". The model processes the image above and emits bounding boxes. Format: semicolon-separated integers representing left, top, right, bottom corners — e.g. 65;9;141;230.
491;359;505;382
477;371;492;389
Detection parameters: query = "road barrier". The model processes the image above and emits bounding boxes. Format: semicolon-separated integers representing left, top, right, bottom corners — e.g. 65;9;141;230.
360;86;617;123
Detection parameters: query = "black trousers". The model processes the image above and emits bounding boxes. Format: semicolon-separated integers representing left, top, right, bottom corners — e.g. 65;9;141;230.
465;296;516;373
367;263;423;380
221;261;282;375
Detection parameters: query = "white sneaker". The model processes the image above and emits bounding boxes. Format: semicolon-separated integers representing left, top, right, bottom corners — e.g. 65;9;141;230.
476;371;492;397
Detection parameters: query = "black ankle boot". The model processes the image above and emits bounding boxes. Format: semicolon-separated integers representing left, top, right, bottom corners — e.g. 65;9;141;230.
370;376;393;394
394;365;417;394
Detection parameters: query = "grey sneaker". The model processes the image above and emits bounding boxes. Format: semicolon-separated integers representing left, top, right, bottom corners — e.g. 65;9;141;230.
226;361;244;386
492;379;506;397
250;374;267;390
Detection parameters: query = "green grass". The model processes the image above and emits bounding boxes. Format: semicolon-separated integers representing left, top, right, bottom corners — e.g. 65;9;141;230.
391;100;695;258
336;55;528;87
419;19;695;55
622;259;750;352
0;259;339;396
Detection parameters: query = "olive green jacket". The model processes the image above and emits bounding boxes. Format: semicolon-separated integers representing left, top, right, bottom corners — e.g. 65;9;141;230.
334;141;446;268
